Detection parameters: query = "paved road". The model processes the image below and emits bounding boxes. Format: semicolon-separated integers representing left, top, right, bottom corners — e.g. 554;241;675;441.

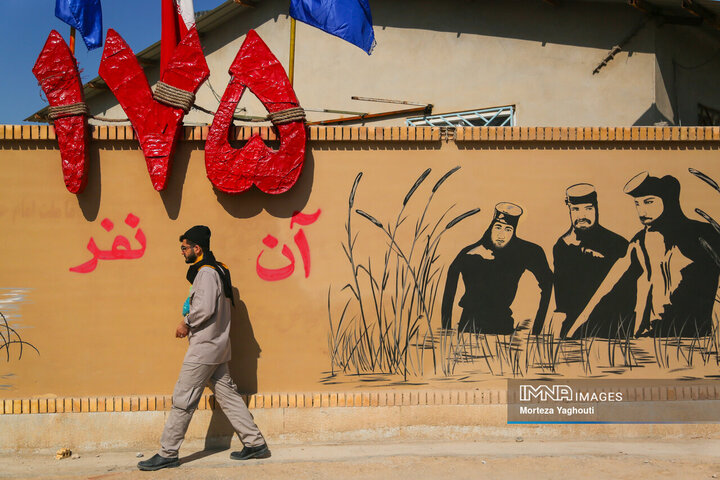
2;439;719;479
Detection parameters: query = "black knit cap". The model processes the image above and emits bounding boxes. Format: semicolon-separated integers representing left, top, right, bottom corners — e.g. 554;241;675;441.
180;225;211;251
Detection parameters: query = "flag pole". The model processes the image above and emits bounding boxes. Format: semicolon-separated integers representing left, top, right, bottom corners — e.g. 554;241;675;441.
69;26;76;55
289;18;296;86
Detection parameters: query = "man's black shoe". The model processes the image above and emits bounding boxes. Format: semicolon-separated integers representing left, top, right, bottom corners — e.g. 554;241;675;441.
230;443;271;460
137;453;180;471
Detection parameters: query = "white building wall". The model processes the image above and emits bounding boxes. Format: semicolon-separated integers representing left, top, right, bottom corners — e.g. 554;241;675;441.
86;0;720;127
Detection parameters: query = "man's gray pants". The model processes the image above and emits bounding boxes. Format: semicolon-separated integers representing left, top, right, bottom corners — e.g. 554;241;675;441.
159;362;265;458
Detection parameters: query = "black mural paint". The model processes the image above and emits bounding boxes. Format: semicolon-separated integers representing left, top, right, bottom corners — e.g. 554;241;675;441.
553;184;635;339
441;203;552;336
570;173;720;339
623;173;720;337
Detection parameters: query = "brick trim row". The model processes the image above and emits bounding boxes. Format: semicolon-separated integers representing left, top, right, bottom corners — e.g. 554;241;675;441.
0;391;503;414
1;125;720;142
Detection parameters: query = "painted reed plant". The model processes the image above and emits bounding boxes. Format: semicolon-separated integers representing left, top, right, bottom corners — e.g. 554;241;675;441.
650;321;720;369
699;314;720;366
0;311;38;362
328;167;481;379
524;328;565;374
606;316;639;369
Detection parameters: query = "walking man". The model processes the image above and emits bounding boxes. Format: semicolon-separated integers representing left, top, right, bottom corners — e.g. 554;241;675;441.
138;226;269;471
552;183;633;338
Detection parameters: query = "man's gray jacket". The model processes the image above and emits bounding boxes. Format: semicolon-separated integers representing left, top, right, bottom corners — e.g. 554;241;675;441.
183;266;232;364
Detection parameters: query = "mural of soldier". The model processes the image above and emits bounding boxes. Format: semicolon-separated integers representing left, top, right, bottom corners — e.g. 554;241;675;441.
568;172;720;338
441;202;553;335
552;184;634;338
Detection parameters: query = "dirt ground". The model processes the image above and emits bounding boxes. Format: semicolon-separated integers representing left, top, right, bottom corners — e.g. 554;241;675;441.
1;439;719;480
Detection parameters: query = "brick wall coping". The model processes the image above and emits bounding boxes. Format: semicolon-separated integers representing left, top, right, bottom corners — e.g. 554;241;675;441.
1;125;720;143
1;384;718;415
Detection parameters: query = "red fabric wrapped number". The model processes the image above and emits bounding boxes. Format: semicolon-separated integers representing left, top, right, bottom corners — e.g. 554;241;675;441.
99;28;209;191
205;30;306;194
32;30;89;194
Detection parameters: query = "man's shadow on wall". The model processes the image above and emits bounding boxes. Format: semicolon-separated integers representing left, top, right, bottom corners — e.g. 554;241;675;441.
201;287;261;452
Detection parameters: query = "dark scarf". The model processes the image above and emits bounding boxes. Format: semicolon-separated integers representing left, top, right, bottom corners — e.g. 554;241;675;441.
645;182;690;252
186;250;235;305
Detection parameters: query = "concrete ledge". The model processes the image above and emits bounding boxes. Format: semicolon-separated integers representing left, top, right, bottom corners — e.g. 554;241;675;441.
1;125;720;143
2;399;720;453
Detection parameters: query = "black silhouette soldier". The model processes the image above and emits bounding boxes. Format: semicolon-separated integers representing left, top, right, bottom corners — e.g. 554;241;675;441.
553;183;634;338
441;202;553;335
568;172;720;338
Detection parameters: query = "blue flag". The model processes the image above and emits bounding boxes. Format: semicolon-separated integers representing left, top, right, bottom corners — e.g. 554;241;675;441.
290;0;376;55
55;0;103;50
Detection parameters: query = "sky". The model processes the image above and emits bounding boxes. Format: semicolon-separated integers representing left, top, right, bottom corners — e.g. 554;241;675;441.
0;0;227;124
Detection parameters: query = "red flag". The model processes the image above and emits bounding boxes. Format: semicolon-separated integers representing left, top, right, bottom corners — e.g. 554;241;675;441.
161;0;195;74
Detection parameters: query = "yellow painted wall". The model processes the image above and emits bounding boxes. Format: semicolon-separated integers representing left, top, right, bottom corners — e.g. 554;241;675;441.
2;128;720;398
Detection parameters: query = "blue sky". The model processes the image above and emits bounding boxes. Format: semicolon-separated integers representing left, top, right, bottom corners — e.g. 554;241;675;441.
0;0;225;124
